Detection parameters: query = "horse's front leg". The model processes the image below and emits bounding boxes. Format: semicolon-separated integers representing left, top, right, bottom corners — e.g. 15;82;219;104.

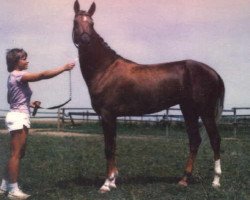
99;113;118;193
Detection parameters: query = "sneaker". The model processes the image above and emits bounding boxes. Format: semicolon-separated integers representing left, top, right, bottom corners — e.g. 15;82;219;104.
7;188;30;199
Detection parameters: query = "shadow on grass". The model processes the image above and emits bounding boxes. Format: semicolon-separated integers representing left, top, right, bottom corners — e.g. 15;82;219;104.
57;176;103;189
56;175;200;189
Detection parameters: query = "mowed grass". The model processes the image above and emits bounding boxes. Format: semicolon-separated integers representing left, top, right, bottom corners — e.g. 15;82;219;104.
0;124;249;200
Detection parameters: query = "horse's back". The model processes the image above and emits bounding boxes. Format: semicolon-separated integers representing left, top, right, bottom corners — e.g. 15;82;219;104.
91;58;224;116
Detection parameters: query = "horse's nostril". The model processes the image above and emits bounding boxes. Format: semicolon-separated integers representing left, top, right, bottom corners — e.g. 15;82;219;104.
81;33;90;44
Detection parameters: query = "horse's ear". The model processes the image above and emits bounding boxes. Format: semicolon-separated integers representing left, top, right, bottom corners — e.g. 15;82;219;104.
88;2;96;16
74;0;80;14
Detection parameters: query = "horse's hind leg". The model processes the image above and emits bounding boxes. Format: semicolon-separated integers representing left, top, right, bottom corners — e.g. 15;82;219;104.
201;115;222;188
179;104;201;186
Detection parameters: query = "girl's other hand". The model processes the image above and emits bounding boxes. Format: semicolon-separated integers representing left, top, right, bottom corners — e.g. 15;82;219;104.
30;101;41;108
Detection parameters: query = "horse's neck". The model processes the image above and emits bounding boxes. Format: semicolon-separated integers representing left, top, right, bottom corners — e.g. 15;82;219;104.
92;31;119;66
78;55;95;87
78;31;120;85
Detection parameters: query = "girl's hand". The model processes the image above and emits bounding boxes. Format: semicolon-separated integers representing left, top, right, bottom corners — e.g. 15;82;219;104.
31;101;41;117
63;62;75;71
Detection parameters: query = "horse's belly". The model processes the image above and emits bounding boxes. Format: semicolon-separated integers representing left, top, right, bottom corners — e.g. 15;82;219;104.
115;96;179;116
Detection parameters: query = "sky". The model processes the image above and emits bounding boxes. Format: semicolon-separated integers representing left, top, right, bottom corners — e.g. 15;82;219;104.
0;0;250;112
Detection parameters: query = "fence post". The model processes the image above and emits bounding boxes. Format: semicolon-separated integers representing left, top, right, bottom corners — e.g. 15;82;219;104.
57;108;61;131
87;110;89;122
233;108;237;137
61;108;65;131
129;116;132;125
165;109;170;138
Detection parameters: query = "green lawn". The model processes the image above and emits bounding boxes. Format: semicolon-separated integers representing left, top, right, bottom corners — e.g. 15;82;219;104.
0;124;249;199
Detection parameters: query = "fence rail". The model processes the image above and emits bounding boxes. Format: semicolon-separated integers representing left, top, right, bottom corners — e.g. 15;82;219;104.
58;107;250;121
57;107;250;135
1;107;250;135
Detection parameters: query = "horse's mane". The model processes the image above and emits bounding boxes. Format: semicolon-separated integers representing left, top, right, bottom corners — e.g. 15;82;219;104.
94;31;119;57
93;30;135;64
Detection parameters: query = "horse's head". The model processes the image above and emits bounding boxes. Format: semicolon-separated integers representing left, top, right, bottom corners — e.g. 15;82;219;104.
73;0;96;47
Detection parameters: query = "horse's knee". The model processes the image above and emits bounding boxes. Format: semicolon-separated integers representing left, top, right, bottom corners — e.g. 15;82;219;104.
210;134;221;152
185;120;201;153
212;135;221;146
105;148;114;159
189;135;202;153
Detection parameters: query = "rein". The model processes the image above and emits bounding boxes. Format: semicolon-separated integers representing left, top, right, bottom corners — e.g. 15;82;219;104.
32;70;72;116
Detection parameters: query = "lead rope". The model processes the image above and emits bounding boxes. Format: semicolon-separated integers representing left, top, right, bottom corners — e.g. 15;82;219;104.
32;69;73;116
69;70;72;100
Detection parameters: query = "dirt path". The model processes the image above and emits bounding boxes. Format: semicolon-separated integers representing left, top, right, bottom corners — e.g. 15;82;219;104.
0;129;100;137
0;129;239;141
0;129;169;141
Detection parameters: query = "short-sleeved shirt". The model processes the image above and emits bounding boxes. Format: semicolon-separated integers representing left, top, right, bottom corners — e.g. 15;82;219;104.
7;70;32;114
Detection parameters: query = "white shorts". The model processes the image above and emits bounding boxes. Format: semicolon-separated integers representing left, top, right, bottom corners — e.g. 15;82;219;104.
5;112;30;132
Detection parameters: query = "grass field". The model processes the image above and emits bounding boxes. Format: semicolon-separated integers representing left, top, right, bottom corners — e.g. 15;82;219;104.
0;122;249;200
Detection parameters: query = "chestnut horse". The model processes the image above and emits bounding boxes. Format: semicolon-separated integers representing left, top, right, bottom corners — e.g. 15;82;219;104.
72;0;225;193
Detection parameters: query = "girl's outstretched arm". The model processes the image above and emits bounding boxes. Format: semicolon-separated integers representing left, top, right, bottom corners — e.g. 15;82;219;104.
21;62;75;82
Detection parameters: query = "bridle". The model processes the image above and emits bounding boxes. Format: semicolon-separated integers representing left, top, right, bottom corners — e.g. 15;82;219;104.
72;30;80;48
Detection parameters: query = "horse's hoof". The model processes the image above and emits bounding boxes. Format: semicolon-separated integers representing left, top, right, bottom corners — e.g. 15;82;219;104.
109;182;117;189
212;182;220;189
99;185;110;193
178;179;188;187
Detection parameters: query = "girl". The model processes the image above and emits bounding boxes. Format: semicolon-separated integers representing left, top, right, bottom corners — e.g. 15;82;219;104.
0;48;75;199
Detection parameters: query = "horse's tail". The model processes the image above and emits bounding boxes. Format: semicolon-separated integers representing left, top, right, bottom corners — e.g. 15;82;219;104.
215;75;225;122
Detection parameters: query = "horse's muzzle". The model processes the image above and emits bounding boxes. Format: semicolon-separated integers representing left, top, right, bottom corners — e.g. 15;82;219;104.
80;33;91;45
